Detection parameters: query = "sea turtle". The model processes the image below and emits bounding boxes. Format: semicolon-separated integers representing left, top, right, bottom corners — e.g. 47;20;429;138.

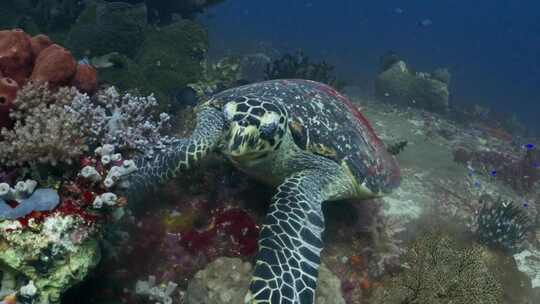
127;79;401;303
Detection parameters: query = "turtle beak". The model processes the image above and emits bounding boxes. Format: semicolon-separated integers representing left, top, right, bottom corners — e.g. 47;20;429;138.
225;124;259;157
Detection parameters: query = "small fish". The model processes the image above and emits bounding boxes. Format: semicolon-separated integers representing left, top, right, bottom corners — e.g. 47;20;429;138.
490;170;497;176
78;57;90;65
418;19;433;27
525;143;535;150
394;7;404;14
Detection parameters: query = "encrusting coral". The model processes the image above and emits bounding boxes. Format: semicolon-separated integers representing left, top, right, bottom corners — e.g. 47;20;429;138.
0;144;137;304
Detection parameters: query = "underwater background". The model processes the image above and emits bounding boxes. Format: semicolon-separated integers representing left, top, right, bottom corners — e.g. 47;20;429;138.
205;0;540;134
0;1;539;304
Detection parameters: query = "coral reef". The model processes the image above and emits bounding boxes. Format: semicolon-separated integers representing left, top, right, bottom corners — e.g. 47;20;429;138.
77;86;177;158
239;53;272;83
0;216;101;304
185;257;345;304
65;0;148;58
0;29;34;85
188;56;244;98
135;19;208;107
12;0;86;33
375;59;450;113
0;83;93;166
264;51;345;91
71;63;98;95
453;147;540;195
97;19;208;109
1;82;174;166
370;232;502;304
30;44;77;88
2;3;209;109
0;143;136;304
0;29;97;93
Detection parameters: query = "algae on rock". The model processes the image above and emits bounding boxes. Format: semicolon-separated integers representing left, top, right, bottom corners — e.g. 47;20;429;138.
97;19;208;110
65;0;147;58
0;216;101;304
135;19;208;107
375;60;450;113
186;257;345;304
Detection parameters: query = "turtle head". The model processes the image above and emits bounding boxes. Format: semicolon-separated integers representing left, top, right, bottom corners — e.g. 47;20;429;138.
222;98;287;162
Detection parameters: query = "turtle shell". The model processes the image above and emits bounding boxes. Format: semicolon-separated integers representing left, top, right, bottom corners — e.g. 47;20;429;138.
208;79;401;194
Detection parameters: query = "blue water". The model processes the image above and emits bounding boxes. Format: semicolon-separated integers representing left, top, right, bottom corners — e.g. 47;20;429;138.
203;0;540;133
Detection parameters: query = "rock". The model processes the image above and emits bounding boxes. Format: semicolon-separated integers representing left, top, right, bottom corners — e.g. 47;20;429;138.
315;265;346;304
0;29;33;85
65;0;147;58
375;60;450;113
70;64;98;94
186;257;345;304
514;248;540;288
30;44;77;89
134;19;207;107
29;34;53;58
239;53;272;83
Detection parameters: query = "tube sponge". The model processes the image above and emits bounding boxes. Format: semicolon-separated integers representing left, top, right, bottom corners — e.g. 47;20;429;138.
0;188;60;220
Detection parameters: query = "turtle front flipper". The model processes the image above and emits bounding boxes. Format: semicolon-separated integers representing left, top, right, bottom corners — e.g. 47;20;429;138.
126;107;226;195
246;167;354;304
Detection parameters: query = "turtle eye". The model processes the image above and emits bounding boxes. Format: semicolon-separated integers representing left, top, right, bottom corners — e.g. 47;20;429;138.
260;123;278;140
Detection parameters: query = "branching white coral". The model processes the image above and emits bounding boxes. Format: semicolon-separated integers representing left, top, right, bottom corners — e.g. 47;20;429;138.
71;86;178;158
0;83;101;166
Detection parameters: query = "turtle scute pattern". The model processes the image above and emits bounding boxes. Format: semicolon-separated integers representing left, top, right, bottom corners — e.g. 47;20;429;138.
249;169;331;304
